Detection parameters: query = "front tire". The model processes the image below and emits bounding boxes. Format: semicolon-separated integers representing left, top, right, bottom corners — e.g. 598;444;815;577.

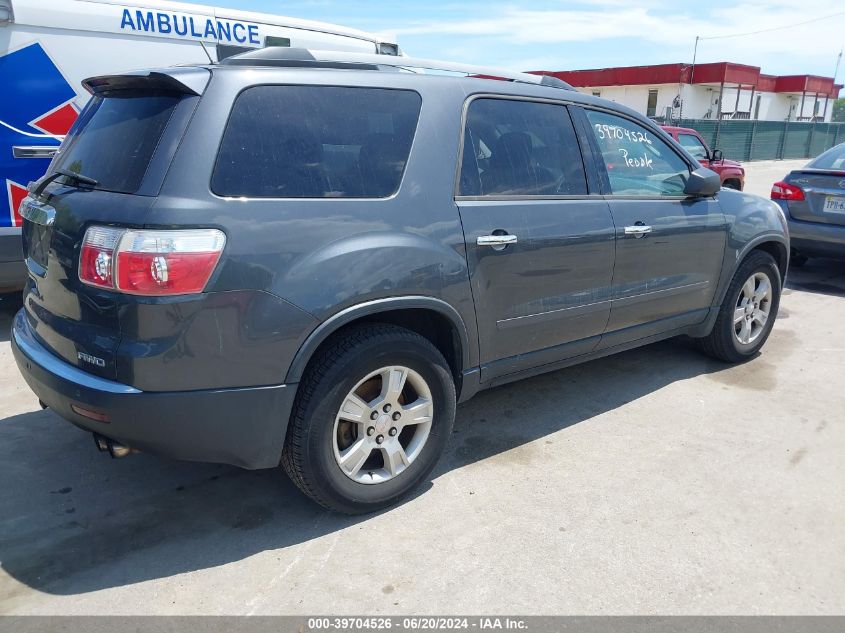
282;324;456;514
698;251;781;363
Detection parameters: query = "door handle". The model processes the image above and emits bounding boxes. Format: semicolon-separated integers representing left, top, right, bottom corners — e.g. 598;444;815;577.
13;146;59;159
477;234;518;247
624;224;652;238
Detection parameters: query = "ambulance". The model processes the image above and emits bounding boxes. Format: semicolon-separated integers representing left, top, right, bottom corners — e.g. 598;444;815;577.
0;0;400;291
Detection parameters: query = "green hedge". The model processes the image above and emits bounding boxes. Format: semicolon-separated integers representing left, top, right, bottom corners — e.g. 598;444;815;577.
672;119;845;161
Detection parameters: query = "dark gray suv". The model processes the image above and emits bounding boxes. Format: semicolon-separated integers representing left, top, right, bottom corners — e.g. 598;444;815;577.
12;49;789;513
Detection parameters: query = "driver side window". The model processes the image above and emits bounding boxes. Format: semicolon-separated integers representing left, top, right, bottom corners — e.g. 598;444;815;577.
585;110;690;197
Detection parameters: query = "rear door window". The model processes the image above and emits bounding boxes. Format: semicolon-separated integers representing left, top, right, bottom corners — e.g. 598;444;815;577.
458;98;587;197
53;94;182;194
212;86;422;198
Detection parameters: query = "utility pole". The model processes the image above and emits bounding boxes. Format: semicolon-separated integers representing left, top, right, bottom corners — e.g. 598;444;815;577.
833;49;843;123
682;35;700;119
691;36;699;83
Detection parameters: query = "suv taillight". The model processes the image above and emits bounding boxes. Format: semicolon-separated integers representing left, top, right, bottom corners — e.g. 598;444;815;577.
80;227;226;295
771;181;805;201
79;226;121;289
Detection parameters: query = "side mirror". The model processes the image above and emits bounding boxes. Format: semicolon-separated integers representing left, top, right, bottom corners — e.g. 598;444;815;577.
684;167;721;197
710;148;723;162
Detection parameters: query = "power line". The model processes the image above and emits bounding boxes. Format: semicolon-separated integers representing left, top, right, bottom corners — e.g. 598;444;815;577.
700;10;845;40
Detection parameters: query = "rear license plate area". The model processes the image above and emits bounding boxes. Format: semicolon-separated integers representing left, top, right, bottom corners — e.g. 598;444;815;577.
24;222;51;271
823;196;845;214
19;197;55;273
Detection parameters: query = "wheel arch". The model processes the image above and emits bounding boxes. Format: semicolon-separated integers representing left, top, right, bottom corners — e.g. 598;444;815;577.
750;239;788;281
285;296;471;389
719;234;788;305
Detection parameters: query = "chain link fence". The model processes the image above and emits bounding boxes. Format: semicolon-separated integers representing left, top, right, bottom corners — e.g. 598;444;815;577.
670;119;845;161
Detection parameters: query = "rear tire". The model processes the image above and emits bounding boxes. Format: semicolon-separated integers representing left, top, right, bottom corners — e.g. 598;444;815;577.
282;324;456;514
697;251;781;363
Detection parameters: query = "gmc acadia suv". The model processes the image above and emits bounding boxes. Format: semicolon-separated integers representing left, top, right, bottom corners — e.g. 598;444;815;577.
12;49;789;513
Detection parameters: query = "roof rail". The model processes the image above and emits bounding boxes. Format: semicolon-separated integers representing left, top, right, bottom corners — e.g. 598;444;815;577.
220;48;575;90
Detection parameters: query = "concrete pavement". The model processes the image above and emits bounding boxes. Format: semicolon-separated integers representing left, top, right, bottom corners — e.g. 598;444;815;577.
741;159;808;198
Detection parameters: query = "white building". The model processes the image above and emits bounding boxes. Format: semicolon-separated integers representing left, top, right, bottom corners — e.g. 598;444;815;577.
533;62;842;123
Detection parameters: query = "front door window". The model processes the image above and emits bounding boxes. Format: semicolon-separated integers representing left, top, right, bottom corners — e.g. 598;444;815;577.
585;109;691;196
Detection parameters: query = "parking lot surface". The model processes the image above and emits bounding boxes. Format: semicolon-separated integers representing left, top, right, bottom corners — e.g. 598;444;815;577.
1;159;843;615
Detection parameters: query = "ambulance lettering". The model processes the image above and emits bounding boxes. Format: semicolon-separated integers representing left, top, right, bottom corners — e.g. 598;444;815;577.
120;9;261;45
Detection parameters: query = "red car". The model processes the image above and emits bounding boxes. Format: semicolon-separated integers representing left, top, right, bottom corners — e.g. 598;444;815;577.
662;126;745;190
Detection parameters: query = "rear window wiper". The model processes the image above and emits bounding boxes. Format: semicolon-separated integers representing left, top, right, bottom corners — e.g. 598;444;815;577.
31;168;100;199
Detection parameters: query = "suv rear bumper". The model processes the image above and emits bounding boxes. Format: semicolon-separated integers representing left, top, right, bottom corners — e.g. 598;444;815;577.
11;308;296;469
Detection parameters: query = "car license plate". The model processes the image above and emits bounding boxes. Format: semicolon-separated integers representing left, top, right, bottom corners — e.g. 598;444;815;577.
823;196;845;214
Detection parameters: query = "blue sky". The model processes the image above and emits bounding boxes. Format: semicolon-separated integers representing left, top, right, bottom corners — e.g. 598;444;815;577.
211;0;845;81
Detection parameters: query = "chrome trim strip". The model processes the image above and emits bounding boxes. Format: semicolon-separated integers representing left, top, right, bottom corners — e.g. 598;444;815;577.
18;197;55;226
497;299;611;329
456;194;604;202
497;282;710;329
612;281;710;307
13;311;142;395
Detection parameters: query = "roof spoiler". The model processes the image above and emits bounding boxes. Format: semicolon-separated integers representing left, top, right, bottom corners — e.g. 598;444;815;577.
82;68;211;96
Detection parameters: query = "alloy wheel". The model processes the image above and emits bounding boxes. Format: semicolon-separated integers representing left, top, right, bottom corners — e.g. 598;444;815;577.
733;272;773;346
332;366;434;484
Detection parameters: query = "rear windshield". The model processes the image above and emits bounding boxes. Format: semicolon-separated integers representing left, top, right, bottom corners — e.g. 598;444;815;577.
52;94;181;194
212;86;422;198
809;144;845;170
